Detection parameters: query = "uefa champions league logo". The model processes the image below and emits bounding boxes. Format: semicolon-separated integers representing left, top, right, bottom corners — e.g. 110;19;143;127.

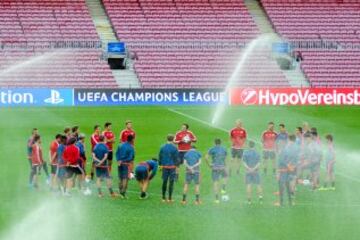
44;90;64;104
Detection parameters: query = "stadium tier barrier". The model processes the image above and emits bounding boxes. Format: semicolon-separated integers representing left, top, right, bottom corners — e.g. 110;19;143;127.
0;88;360;107
0;41;102;50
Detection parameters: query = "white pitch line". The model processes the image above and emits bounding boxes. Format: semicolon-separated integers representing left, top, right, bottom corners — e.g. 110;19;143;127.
167;108;360;184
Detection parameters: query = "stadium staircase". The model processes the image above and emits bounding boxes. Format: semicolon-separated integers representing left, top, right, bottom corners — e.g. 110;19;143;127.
85;0;117;45
244;0;310;87
86;0;141;88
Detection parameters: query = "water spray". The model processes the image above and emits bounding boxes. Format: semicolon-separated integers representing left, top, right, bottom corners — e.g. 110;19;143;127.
211;33;280;126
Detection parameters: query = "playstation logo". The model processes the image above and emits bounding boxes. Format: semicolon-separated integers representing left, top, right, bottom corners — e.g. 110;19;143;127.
44;90;64;104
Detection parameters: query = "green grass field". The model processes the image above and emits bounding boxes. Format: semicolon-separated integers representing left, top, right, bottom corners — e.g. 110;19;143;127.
1;105;360;240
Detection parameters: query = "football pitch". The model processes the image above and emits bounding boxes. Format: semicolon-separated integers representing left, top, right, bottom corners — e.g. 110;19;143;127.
1;105;360;240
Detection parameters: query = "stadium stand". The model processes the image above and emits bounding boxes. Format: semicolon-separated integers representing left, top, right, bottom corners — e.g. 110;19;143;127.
103;0;290;88
261;0;360;87
134;48;289;88
0;49;116;88
5;0;359;89
261;0;360;44
0;0;116;88
300;50;360;87
104;0;258;43
0;0;98;45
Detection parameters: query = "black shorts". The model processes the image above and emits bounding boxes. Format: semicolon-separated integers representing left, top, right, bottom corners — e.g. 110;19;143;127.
231;148;244;159
65;166;83;179
310;162;321;173
245;172;261;185
108;151;113;161
263;150;276;160
96;167;110;179
118;164;130;180
186;172;200;184
51;165;58;175
80;161;86;173
31;165;41;175
212;168;228;181
177;151;187;166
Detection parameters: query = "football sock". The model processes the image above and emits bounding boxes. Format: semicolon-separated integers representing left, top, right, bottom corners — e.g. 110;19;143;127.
195;194;200;202
182;194;187;201
118;182;123;194
287;185;292;205
279;182;284;206
42;162;50;177
331;182;335;188
29;171;35;185
90;172;94;180
215;194;219;200
222;184;226;191
109;188;114;194
98;188;102;195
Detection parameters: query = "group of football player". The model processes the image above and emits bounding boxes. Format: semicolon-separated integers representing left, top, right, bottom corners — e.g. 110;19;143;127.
228;120;335;206
26;119;335;206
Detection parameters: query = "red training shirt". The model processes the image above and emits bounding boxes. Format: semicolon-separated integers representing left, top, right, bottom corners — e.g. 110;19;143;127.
230;127;247;149
31;144;44;165
174;130;197;152
262;130;278;150
63;145;80;166
120;129;136;144
103;130;115;151
49;140;59;165
91;133;101;151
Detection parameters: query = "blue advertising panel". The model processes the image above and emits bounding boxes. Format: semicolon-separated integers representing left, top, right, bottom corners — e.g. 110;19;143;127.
74;89;227;106
0;88;73;107
272;42;290;54
107;42;126;54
